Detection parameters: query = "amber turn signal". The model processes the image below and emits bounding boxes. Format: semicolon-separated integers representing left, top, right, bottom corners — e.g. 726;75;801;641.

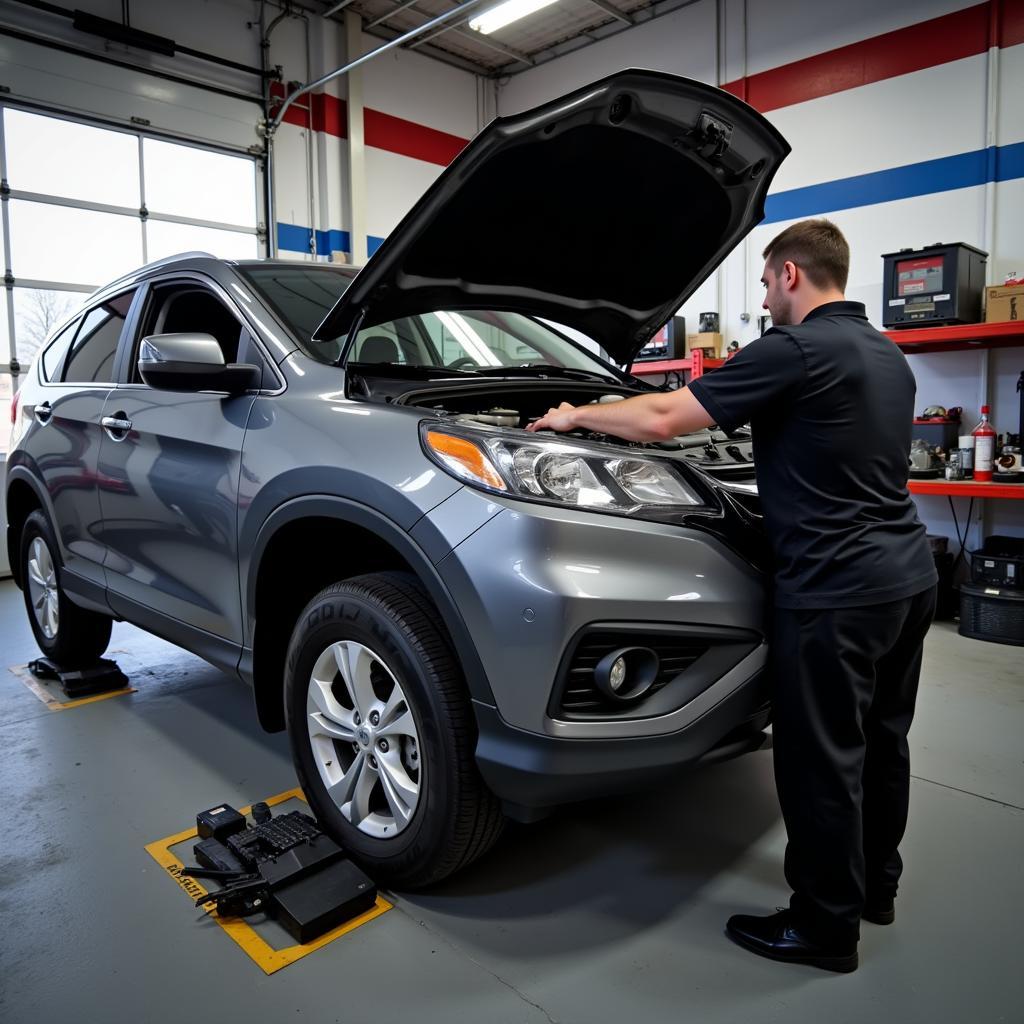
425;431;507;491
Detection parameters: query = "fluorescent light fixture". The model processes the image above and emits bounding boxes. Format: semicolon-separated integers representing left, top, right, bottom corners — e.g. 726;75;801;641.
469;0;559;34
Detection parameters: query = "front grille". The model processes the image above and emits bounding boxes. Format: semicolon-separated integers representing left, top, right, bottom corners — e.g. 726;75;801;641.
559;631;711;715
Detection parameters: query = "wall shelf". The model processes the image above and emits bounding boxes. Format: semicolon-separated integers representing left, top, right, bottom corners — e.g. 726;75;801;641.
628;322;1023;376
630;352;725;378
884;320;1024;354
908;479;1024;499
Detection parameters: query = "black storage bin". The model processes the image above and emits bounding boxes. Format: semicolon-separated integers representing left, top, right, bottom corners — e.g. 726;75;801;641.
958;582;1024;646
970;535;1024;589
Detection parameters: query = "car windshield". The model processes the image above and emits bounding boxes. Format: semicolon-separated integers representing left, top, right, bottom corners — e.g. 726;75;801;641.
240;264;621;379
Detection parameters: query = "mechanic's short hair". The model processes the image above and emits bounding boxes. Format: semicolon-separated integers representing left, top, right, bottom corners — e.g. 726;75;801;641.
762;218;850;292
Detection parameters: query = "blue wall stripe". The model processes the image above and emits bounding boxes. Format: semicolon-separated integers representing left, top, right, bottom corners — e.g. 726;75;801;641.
276;222;313;253
763;141;1024;224
277;142;1024;252
276;222;386;259
996;139;1024;182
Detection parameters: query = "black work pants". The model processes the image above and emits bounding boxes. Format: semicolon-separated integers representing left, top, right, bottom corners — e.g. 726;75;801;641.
771;585;937;943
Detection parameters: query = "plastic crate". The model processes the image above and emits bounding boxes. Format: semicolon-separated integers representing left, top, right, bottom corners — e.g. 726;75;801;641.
958;582;1024;646
970;535;1024;589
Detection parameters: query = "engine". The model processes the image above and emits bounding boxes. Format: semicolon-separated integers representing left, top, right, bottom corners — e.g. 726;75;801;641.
446;398;754;473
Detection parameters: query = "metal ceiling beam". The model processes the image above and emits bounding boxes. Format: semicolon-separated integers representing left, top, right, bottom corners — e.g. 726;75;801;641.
449;26;534;64
493;0;702;76
406;11;477;48
366;0;532;65
407;16;534;64
322;0;360;15
365;0;421;29
360;20;494;74
584;0;634;24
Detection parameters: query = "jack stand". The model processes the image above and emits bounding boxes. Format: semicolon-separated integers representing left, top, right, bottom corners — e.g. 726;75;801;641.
28;657;130;699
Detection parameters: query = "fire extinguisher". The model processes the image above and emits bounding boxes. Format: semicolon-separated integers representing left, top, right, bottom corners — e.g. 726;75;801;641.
972;405;996;482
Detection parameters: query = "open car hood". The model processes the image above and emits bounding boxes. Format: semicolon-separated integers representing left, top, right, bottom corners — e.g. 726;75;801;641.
314;69;789;365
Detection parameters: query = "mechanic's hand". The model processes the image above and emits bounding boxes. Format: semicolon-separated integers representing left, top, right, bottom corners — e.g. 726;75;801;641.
527;402;577;433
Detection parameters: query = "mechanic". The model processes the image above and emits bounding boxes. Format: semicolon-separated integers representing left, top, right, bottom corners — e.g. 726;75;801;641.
527;218;938;974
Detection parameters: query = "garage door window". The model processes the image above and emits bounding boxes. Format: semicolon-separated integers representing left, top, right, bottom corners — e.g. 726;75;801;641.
0;105;262;379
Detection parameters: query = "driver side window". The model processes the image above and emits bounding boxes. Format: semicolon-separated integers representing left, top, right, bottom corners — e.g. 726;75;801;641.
131;282;245;383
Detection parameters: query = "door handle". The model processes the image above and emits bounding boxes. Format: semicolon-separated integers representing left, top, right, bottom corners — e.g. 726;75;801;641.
101;413;133;441
34;401;52;425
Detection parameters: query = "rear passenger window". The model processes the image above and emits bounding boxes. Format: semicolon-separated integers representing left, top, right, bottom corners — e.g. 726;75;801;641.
40;317;81;381
62;290;136;383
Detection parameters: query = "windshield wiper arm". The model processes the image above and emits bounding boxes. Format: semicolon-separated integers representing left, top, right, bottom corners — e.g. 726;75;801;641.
348;362;479;377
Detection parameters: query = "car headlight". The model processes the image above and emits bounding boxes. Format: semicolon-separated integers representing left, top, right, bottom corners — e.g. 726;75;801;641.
422;425;705;514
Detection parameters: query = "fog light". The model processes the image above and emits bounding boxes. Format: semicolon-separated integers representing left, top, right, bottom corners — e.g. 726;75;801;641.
594;647;659;703
609;656;627;692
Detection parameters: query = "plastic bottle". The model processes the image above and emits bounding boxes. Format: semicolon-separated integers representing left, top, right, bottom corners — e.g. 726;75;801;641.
972;405;996;482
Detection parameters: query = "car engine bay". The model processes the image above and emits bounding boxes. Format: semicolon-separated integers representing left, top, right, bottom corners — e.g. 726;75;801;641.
378;379;757;483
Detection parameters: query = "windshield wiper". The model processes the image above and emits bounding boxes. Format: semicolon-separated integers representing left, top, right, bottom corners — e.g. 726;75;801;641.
348;362;479;377
471;364;619;383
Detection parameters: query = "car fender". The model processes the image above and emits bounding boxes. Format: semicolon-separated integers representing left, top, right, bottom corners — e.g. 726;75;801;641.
243;493;496;707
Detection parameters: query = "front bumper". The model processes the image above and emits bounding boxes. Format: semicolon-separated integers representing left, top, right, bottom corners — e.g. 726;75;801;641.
473;672;772;816
428;492;767;736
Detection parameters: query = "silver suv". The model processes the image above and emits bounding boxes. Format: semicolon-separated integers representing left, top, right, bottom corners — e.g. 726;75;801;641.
6;70;788;887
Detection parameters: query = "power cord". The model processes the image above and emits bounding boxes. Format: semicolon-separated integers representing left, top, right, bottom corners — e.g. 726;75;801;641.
948;495;975;569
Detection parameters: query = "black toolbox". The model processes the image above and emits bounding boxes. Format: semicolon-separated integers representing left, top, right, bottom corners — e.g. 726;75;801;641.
970;535;1024;589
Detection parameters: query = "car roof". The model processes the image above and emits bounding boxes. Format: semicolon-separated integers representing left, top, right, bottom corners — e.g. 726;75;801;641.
94;252;359;301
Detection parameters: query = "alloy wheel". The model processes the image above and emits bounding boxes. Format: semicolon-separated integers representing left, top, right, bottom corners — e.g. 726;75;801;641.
306;641;422;839
26;537;59;640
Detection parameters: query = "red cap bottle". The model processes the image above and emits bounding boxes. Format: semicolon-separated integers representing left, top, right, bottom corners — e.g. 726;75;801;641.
972;405;996;482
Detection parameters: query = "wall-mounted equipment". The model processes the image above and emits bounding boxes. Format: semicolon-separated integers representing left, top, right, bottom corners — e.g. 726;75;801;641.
881;243;987;329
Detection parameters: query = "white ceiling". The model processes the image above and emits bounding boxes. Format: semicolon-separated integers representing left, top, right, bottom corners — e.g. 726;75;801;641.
314;0;703;78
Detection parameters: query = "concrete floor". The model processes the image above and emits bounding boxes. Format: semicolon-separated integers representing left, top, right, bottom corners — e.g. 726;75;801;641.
0;576;1021;1024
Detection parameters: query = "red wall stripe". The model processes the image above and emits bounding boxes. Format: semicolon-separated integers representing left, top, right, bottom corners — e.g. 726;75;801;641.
1003;0;1024;47
269;81;468;166
364;108;468;166
269;1;1022;162
722;0;1019;113
310;93;348;137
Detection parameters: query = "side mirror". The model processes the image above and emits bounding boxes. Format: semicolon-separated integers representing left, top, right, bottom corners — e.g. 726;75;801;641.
138;333;260;395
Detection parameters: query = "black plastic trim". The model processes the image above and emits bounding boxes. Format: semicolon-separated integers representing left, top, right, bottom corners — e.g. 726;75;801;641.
105;590;244;679
547;620;762;721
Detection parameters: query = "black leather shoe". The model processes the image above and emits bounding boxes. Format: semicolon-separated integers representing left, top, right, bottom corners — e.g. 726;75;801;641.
862;895;895;925
725;910;859;973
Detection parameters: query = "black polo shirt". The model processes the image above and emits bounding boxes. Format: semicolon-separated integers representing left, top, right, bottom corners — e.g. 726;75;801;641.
688;301;937;609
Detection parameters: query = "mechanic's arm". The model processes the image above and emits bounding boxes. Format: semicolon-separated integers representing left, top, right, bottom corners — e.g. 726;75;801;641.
526;387;715;441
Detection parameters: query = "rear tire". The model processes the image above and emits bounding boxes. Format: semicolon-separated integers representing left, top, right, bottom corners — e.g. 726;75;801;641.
20;509;112;666
285;572;504;888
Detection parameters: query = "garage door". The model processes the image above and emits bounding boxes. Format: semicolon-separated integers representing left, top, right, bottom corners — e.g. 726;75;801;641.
0;105;263;570
1;104;263;371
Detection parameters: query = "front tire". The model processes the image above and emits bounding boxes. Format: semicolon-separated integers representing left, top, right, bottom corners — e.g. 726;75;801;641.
284;572;504;888
20;509;112;666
